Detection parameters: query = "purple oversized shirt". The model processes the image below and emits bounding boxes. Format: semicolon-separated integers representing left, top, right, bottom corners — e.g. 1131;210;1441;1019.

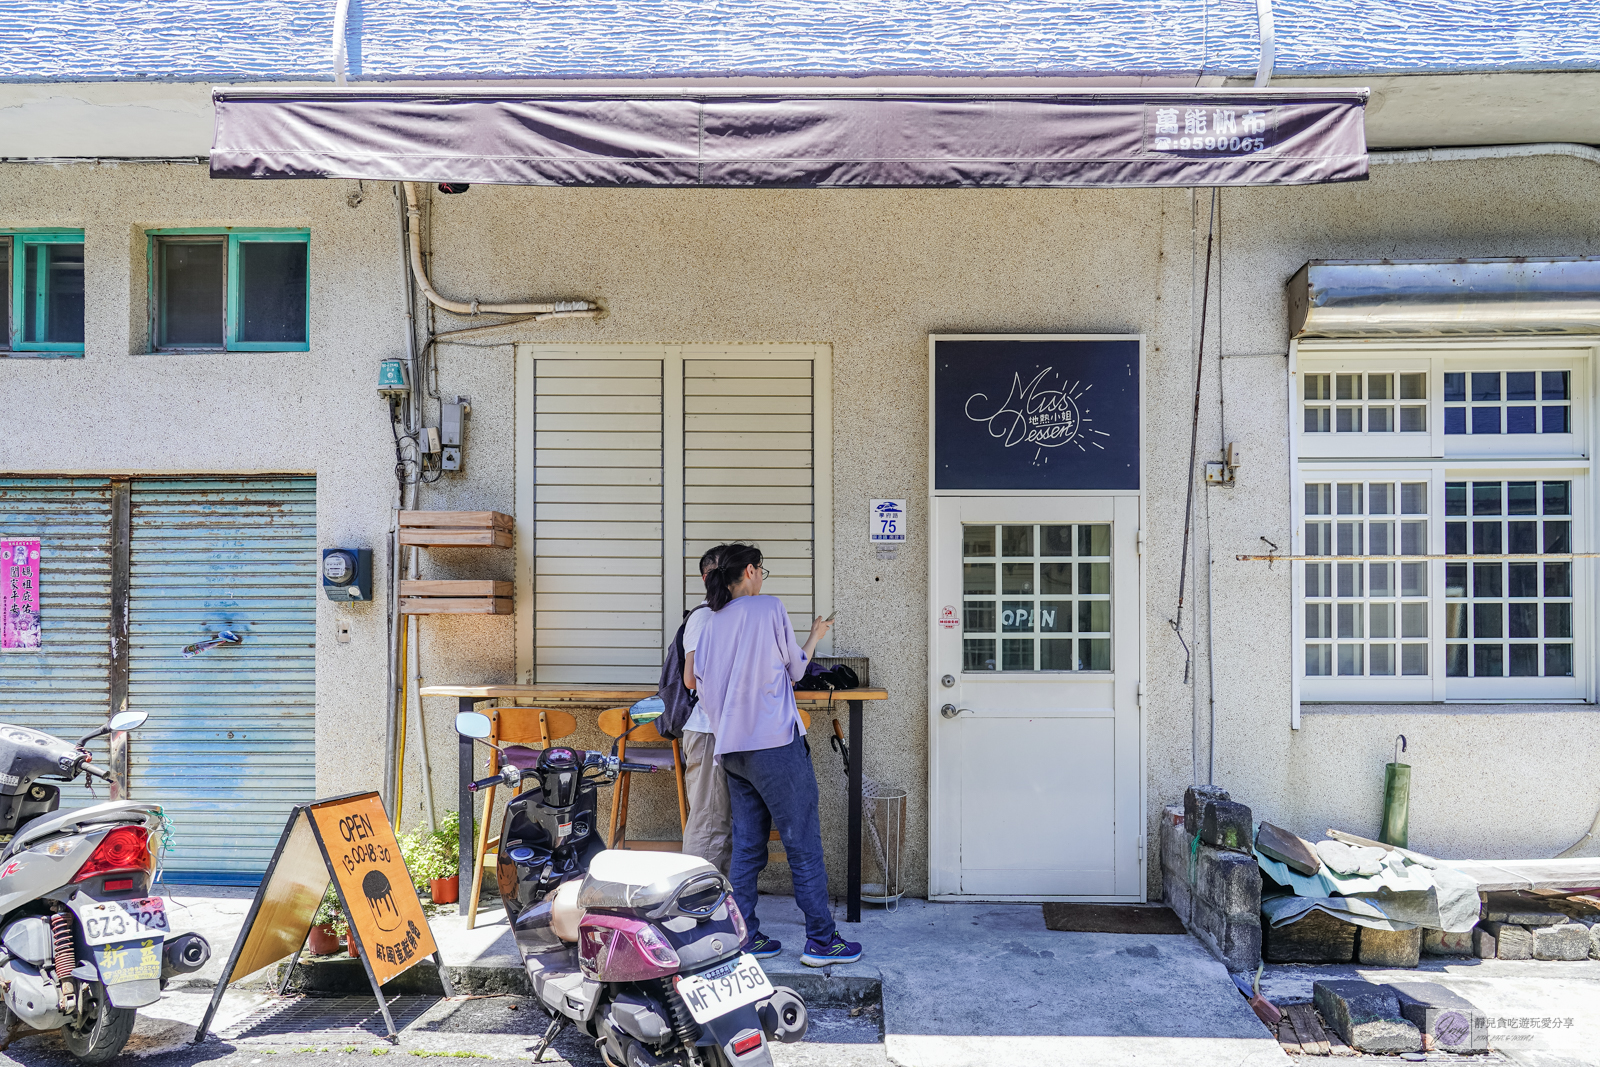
694;594;808;757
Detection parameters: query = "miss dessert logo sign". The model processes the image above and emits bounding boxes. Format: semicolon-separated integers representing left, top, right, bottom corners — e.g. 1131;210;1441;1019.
932;337;1141;491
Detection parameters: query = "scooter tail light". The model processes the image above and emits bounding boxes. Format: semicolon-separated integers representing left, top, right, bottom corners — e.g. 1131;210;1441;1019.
725;894;748;944
73;826;153;883
732;1031;765;1057
577;916;680;982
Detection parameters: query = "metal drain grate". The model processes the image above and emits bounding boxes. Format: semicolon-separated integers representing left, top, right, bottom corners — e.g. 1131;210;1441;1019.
224;995;441;1040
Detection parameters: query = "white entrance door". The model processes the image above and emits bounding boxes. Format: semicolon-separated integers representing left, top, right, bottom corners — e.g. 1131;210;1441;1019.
929;495;1142;901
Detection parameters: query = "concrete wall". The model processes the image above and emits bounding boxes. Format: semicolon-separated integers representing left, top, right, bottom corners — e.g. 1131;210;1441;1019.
4;152;1599;901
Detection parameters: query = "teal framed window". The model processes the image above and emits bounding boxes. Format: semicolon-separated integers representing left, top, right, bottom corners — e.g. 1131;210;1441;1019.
150;230;309;351
2;231;87;356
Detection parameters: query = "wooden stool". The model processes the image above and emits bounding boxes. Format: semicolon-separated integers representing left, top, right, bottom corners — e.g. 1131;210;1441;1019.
598;707;689;852
467;706;578;930
767;707;811;864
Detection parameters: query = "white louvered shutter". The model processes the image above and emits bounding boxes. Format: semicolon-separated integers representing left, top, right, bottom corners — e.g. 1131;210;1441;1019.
533;359;665;683
682;358;815;637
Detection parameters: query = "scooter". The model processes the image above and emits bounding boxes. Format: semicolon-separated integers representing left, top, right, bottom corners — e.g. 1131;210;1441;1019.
0;711;211;1064
458;710;808;1067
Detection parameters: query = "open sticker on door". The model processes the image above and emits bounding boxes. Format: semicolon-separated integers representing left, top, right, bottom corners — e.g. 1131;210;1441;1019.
938;606;959;629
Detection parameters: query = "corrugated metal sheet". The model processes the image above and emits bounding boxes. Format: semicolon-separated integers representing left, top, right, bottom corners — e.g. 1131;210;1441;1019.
128;477;317;878
0;478;114;805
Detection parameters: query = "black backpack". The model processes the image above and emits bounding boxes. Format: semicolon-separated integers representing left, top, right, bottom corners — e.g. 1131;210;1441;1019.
655;606;705;740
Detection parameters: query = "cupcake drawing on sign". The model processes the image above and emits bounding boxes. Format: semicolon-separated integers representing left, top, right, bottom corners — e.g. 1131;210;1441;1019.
362;869;403;932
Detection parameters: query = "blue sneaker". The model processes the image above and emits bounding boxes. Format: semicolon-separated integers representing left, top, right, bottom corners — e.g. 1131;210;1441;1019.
800;933;862;967
747;933;782;959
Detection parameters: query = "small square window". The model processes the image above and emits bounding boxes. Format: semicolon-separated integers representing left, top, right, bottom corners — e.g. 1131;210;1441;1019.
151;231;309;351
2;232;86;355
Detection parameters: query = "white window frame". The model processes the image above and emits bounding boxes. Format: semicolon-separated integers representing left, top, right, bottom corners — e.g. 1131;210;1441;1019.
513;343;833;684
1290;338;1596;715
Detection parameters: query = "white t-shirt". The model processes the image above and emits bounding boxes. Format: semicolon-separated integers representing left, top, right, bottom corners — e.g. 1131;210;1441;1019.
681;602;712;734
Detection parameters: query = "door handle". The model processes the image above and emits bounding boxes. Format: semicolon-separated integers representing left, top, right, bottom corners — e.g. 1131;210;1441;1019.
940;704;968;719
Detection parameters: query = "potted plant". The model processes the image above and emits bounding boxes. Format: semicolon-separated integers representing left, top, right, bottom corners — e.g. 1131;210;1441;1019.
308;886;343;956
400;811;461;905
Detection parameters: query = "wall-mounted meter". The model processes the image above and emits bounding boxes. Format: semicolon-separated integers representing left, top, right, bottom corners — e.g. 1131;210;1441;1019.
322;549;373;602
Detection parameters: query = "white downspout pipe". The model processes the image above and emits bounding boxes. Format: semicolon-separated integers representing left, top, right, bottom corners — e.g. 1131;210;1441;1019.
1253;0;1275;88
402;183;600;319
1370;142;1600;168
332;0;350;86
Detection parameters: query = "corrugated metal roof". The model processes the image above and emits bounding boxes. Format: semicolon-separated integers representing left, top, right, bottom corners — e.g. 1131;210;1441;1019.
129;477;317;878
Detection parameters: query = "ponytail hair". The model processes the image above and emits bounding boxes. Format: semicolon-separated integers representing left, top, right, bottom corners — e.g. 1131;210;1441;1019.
707;543;763;611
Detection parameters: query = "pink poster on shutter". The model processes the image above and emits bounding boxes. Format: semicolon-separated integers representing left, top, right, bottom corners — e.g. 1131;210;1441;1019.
1;539;42;650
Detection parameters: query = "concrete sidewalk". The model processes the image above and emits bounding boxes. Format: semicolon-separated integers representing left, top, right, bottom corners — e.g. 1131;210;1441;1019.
13;885;1285;1066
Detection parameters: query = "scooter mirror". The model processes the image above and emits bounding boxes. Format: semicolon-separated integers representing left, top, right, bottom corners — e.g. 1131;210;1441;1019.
107;710;148;733
456;711;493;739
627;696;665;724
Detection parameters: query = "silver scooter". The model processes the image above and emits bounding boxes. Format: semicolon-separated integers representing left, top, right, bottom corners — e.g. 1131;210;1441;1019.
0;711;211;1063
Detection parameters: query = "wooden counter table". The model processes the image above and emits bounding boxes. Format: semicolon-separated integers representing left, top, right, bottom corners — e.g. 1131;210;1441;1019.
420;683;890;923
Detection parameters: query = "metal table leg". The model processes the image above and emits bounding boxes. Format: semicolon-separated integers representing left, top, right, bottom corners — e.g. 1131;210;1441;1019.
846;698;863;924
458;696;476;917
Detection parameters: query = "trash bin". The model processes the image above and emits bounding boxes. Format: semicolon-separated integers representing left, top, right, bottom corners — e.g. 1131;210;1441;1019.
861;785;907;907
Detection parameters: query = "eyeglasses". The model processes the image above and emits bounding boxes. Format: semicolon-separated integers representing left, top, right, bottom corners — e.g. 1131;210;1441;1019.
760;567;771;579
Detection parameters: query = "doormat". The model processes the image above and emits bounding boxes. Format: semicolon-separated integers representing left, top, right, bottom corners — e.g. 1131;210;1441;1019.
1042;903;1187;934
223;994;441;1041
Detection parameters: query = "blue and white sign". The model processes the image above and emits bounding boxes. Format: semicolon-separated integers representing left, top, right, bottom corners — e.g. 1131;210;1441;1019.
870;499;907;543
933;337;1140;491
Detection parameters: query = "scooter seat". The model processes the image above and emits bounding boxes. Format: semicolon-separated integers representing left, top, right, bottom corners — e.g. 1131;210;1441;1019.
578;850;723;912
549;878;584;942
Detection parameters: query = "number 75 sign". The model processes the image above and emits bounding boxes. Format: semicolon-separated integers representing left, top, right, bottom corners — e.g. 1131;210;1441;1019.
869;500;908;543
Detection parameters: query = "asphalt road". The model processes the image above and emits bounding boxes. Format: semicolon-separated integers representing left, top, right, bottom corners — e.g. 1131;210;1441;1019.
0;995;885;1067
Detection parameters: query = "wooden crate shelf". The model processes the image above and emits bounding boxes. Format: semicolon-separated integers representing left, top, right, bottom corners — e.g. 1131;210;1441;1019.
399;511;513;548
399;580;513;615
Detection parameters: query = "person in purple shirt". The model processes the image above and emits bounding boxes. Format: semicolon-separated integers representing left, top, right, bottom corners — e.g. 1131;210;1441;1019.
693;543;863;967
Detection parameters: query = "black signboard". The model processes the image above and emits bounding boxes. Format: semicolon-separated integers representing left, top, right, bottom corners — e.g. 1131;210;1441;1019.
933;337;1140;491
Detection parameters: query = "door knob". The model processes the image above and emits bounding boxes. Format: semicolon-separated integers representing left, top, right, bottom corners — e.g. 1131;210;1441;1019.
940;704;962;719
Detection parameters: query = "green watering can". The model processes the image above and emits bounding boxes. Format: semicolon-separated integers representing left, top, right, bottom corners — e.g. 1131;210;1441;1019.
1381;734;1410;848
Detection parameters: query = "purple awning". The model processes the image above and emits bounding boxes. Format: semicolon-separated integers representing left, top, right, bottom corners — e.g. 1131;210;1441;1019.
211;88;1368;188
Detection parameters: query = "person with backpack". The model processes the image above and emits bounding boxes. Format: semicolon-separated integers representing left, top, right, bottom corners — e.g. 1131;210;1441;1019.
693;543;863;967
671;546;730;874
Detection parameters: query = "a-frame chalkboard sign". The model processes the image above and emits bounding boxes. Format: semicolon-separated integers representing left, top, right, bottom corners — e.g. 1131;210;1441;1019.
193;792;454;1043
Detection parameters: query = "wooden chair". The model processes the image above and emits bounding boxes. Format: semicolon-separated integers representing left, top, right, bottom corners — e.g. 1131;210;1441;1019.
466;705;578;930
768;708;811;864
597;707;689;852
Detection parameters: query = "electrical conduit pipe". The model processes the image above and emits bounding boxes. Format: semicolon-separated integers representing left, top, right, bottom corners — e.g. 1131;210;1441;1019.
402;183;600;320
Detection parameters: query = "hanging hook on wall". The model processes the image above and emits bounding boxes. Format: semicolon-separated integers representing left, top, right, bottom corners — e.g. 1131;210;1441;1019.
1394;734;1408;766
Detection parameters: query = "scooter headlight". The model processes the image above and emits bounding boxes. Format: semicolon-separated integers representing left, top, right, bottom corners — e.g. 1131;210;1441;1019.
725;894;748;944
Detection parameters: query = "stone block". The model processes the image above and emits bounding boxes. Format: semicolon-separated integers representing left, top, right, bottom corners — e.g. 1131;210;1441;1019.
1184;785;1229;837
1358;925;1422;968
1191;899;1261;972
1159;806;1193;925
1387;981;1488;1052
1472;925;1497;959
1200;799;1253;852
1481;891;1569;926
1313;980;1422;1054
1255;821;1321;876
1591;924;1600;961
1422;928;1474;956
1195;844;1261;919
1263;909;1358;963
1532;921;1591;961
1481;921;1533;960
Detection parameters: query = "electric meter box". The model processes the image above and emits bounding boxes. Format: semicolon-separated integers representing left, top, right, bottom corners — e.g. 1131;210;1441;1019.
322;548;373;602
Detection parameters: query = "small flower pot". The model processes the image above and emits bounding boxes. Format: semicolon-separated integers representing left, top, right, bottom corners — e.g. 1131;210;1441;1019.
307;924;341;956
430;875;460;904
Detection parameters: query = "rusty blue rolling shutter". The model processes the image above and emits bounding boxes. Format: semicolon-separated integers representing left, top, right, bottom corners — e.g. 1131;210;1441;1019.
0;478;115;807
128;477;317;881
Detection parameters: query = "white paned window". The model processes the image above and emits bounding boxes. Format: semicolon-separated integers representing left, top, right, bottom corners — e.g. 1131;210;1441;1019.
518;346;832;685
1294;344;1592;702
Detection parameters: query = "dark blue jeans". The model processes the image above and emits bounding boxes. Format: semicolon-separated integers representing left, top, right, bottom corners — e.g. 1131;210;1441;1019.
721;731;835;946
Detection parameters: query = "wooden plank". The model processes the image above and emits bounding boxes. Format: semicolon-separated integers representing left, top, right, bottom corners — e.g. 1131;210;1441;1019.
537;467;663;486
536;503;662;524
686;359;812;378
536;610;666;630
534;592;664;613
537;431;663;451
536;393;663;415
399;528;513;547
535;449;664;468
685;377;812;397
1286;1004;1330;1056
400;581;510;600
534;574;664;595
684;413;814;433
685;431;813;451
539;556;662;577
685;394;811;415
684;449;813;469
685;485;812;505
537;539;668;558
686;503;813;523
535;484;662;505
535;358;664;378
400;510;514;530
536;629;664;649
536;412;663;432
399;597;513;615
1276;1019;1304;1056
686;467;812;486
684;522;813;541
420;682;889;701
